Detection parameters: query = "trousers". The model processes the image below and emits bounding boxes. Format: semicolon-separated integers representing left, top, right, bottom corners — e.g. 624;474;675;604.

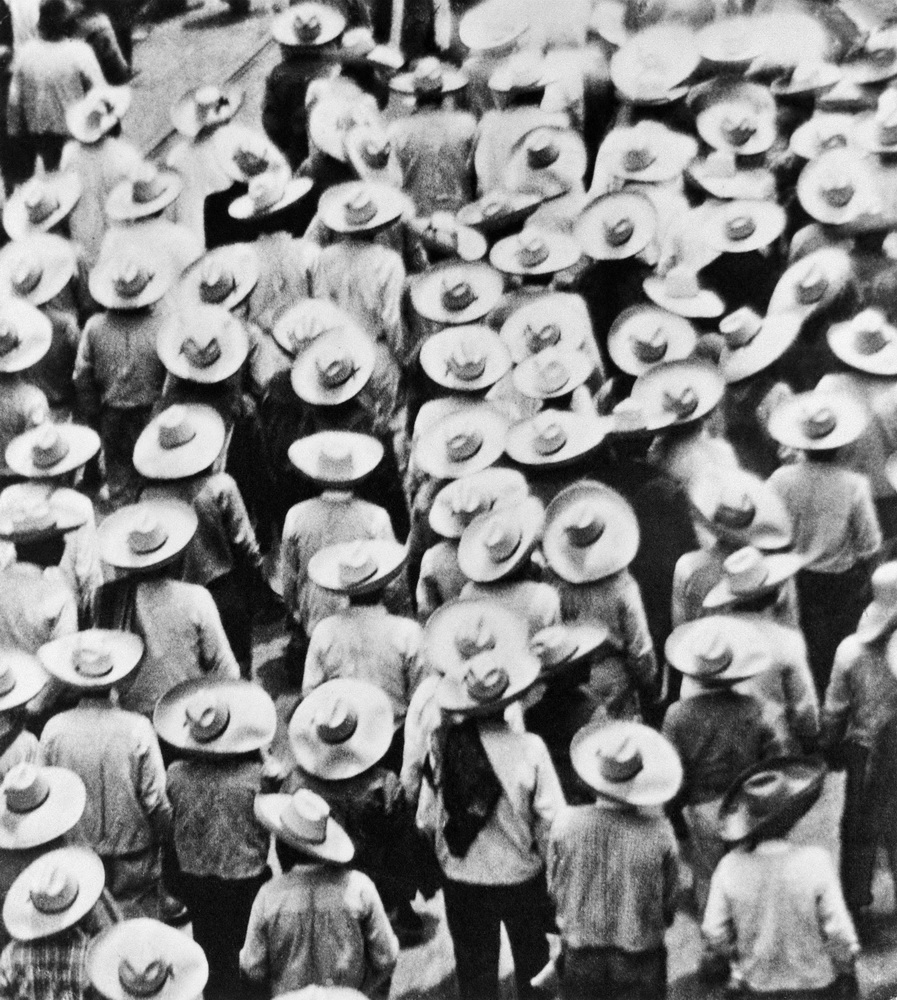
560;944;667;1000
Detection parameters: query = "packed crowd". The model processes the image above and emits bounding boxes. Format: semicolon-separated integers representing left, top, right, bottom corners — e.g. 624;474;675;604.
2;0;897;998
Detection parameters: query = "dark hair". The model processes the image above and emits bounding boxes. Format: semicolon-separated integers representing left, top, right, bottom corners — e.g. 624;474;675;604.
14;535;66;568
38;0;74;40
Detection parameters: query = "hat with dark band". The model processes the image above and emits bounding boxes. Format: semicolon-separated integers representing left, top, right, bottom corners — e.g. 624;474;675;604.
414;401;509;479
505;410;605;469
89;255;173;312
157;306;250;385
666;615;773;683
642;268;725;320
689;467;792;551
254;789;354;863
703;546;805;611
456;190;544;236
827;309;897;376
489;229;581;277
702;198;786;255
608;306;697;377
767;389;868;451
290;327;376;407
180;244;260;311
410;261;505;325
97;499;198;572
0;494;85;544
317;181;407;235
630;359;726;428
390;57;467;96
511;346;592;400
133;405;226;480
458;495;545;583
789;113;857;162
3;171;82;241
288;431;383;487
575;191;656;261
0;233;76;307
600;121;697;184
499;293;588;363
171;84;243;140
39;630;144;693
106;164;182;222
0;764;85;850
530;622;607;677
797;149;877;225
228;172;314;222
694;80;777;157
420;326;512;393
429;468;528;540
66;86;131;145
308;539;407;596
718;306;804;384
610;23;700;105
272;2;346;47
0;299;52;373
0;650;49;714
411;213;488;264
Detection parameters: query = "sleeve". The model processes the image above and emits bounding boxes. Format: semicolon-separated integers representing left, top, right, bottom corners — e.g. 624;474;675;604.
545;810;568;906
670;554;693;629
73;321;101;422
280;512;300;620
302;620;329;695
781;649;820;751
701;857;737;958
7;65;22;136
814;849;860;970
78;40;104;91
49;588;78;642
535;584;562;631
530;736;566;864
356;872;400;981
371;505;396;541
194;588;241;679
415;548;441;622
821;639;853;748
850;475;882;562
0;942;17;997
378;252;408;365
661;826;683;926
239;886;270;983
133;722;172;837
619;576;657;689
400;675;439;803
216;475;262;572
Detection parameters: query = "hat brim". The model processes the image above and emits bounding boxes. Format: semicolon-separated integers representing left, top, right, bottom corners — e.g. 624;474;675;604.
0;234;77;307
0;301;53;373
589;0;627;47
608;306;698;376
180;244;260;311
531;622;608;678
154;678;277;756
39;629;144;692
697;18;762;66
429;468;529;540
704;199;786;254
229;177;314;221
0;498;85;544
457;496;544;583
410;262;505;325
415;404;509;479
307;540;407;595
289;678;394;780
424;598;530;676
87;918;209;1000
3;847;104;941
255;794;354;862
856;600;897;644
214;126;289;186
156;314;250;385
767;247;852;317
133;405;227;479
456;191;543;235
610;24;700;100
290;328;376;407
98;499;198;571
289;431;383;486
420;326;512;392
855;117;897;156
505;410;606;468
271;4;346;47
390;69;468;95
171;86;244;139
601;128;697;184
543;481;639;583
571;720;682;806
88;267;173;312
796;154;877;225
696;105;777;157
665;615;773;682
0;767;86;850
416;221;488;264
574;192;656;261
720;311;804;384
511;346;592;399
437;652;540;716
0;650;49;713
106;174;183;222
689;474;792;552
630;359;725;428
499;293;587;363
686;161;776;203
841;53;897;87
827;319;897;376
771;65;841;98
66;86;132;144
718;755;827;843
767;391;868;451
703;553;806;610
317;182;407;234
3;173;82;241
642;277;725;319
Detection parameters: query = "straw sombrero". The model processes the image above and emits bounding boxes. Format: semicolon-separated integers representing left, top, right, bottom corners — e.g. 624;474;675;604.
97;499;198;572
630;358;725;428
106;164;183;222
642;268;725;320
530;622;607;678
689;467;792;551
703;546;806;610
255;789;354;863
694;80;777;156
436;640;540;717
429;468;528;539
0;233;76;306
542;480;639;583
610;23;700;104
686;152;776;203
424;598;529;676
789;113;857;161
0;299;52;373
39;630;144;693
0;764;85;851
827;309;897;376
456;190;544;236
489;229;581;277
290;327;376;407
666;615;773;683
796;149;877;225
488;52;554;95
271;2;346;47
180;244;259;311
273;299;360;358
771;61;841;100
0;493;85;544
308;539;407;595
600;121;697;183
390;57;467;96
702;199;786;254
0;650;49;714
458;0;527;52
499;293;588;363
767;389;868;451
697;15;762;66
318;181;407;234
458;495;545;583
288;431;383;487
66;86;131;145
343;124;401;187
289;678;394;780
228;171;314;221
511;346;592;400
171;84;243;139
153;677;277;756
574;191;656;261
767;247;852;316
157;305;250;384
414;402;509;479
608;305;697;376
420;326;512;393
89;254;173;312
133;404;226;480
410;261;505;325
3;172;82;241
505;410;605;468
855;90;897;156
215;125;290;186
840;31;897;87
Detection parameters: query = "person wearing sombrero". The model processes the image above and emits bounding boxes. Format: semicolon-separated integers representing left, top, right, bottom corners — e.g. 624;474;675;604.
4;421;103;622
74;246;176;507
545;721;682;1000
0;651;51;799
155;676;281;998
39;629;184;924
662;615;782;911
286;678;432;946
702;757;859;998
457;5;529;118
241;787;399;996
386;58;477;218
821;561;897;923
415;603;564;1000
768;389;882;693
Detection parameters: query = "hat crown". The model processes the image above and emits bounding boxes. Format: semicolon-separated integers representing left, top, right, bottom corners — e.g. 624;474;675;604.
131;166;165;205
533;418;566;455
195;84;225;111
821;171;855;208
184;692;230;742
445;426;483;462
484;520;522;564
3;764;50;814
344;190;377;227
31;426;70;468
621;143;656;174
127;513;169;555
721;112;757;148
598;734;644;783
12;257;43;295
23;181;59;224
317;442;354;479
5;500;55;535
282;789;329;844
464;655;510;703
867;38;897;67
413;57;444;93
450;483;492;522
315;695;359;744
720;307;762;348
248;172;286;212
29;863;78;914
118;954;172;998
180;332;223;369
739;770;793;821
714;489;756;529
662;385;699;419
337;543;378;585
362;133;391;168
233;143;269;178
455;618;497;659
536;356;572;394
795;264;828;304
801;405;837;439
293;8;322;42
481;195;507;219
442;280;476;313
695;632;734;674
516;235;550;268
446;338;487;381
791;61;825;87
112;262;152;299
725;213;757;242
565;500;605;548
664;267;701;299
704;150;737;179
72;636;114;677
524;322;561;353
604;215;635;247
316;350;357;389
157;405;197;450
632;325;668;364
199;263;237;304
724;545;770;595
853;309;892;355
526;133;559;169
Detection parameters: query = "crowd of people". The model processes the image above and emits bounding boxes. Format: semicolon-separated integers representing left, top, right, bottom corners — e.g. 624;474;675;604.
2;0;897;997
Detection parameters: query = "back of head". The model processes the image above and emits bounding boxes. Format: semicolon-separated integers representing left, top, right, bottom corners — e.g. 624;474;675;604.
38;0;73;40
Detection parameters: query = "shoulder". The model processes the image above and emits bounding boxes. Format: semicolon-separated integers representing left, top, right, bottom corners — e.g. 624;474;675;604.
834;633;865;669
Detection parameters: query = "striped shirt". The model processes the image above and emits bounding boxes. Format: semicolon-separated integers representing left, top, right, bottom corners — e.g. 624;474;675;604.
0;928;93;1000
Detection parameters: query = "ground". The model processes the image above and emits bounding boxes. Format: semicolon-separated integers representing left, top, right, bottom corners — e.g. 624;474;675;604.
116;1;897;995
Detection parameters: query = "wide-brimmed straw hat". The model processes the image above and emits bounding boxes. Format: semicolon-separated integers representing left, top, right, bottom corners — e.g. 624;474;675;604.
290;678;394;780
815;79;875;115
106;164;182;222
4;846;104;941
0;299;52;373
789;113;858;162
289;431;383;487
157;305;250;384
98;499;198;572
703;545;805;610
425;597;528;674
630;359;725;428
575;191;656;261
3;171;81;240
506;126;587;191
694;80;777;157
215;125;290;186
0;492;85;544
171;84;242;139
642;268;725;320
840;30;897;87
571;720;682;806
154;677;277;756
271;2;346;47
458;495;544;583
414;402;509;479
458;0;527;52
66;86;131;144
702;198;786;254
608;306;697;377
511;346;592;400
0;650;49;714
827;308;897;376
610;23;699;104
420;326;512;393
0;764;85;850
291;327;375;407
456;190;544;236
690;468;792;551
856;562;897;644
767;389;867;451
718;756;826;843
410;262;505;325
87;918;208;1000
273;299;361;358
771;61;841;100
687;152;776;203
437;630;540;717
429;468;528;539
7;421;98;481
530;622;607;678
255;789;354;863
0;233;77;307
600;121;697;183
318;181;406;235
797;149;877;225
411;213;487;264
343;124;401;187
767;247;852;316
505;410;605;468
308;539;407;595
697;15;762;66
39;630;144;693
499;293;587;363
89;254;173;311
856;89;897;156
133;404;226;480
666;615;773;684
228;171;314;221
543;481;639;583
391;57;467;96
489;229;580;277
488;52;554;95
180;244;259;311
